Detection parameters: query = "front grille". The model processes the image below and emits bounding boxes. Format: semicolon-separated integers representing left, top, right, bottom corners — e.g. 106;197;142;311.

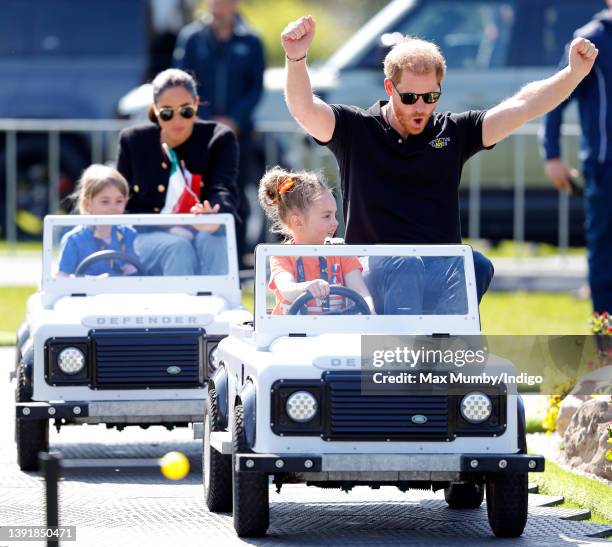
91;329;204;388
324;371;449;440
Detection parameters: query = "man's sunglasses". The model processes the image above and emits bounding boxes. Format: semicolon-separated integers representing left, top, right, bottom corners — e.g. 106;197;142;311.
156;105;197;122
391;80;441;105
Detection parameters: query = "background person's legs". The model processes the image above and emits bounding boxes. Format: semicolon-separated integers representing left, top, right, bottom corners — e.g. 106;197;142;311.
194;227;229;275
134;231;197;275
472;250;494;303
422;257;468;314
584;161;612;313
366;256;425;314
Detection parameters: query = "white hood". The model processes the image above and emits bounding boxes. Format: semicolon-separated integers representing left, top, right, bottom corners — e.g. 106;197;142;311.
269;333;362;369
52;293;226;328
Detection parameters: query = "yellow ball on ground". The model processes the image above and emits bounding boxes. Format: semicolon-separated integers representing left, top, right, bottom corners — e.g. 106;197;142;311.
160;451;190;480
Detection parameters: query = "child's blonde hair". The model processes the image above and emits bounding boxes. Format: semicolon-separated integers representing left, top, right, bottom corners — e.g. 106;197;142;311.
72;164;129;214
258;166;332;240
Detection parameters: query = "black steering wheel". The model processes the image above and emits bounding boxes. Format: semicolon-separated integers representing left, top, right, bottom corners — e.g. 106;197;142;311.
287;285;371;316
74;250;145;276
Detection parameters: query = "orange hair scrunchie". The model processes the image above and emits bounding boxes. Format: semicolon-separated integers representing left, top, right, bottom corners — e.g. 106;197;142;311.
278;178;295;194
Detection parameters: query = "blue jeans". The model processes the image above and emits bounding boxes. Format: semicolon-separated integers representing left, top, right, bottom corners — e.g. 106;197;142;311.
134;231;198;275
135;228;229;276
194;227;229;275
584;161;612;313
365;251;494;315
366;256;425;314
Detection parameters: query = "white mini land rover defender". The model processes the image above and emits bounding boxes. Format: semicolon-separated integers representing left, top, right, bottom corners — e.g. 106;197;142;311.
13;214;251;471
204;244;544;538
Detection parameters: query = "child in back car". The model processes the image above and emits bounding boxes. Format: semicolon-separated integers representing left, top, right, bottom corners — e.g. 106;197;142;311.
259;166;375;315
57;165;139;277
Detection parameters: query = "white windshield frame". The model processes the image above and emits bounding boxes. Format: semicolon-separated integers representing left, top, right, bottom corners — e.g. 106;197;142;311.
42;213;239;298
253;243;481;347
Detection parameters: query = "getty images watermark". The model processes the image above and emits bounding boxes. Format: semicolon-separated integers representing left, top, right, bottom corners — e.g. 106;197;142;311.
369;340;540;388
357;335;612;395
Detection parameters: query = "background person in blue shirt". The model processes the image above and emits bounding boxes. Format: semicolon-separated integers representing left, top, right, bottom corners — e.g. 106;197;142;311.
541;1;612;314
173;0;265;267
58;165;138;277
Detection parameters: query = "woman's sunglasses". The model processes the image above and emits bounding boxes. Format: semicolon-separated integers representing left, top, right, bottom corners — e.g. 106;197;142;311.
156;105;197;122
391;81;442;105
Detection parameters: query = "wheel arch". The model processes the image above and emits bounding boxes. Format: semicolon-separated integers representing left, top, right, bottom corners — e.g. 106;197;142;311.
209;363;229;429
517;395;527;454
236;380;256;450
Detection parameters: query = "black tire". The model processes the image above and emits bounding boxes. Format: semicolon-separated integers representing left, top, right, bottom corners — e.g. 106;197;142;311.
15;364;48;471
485;472;528;537
232;403;269;538
517;398;528;454
14;347;22;374
203;388;232;512
444;482;484;509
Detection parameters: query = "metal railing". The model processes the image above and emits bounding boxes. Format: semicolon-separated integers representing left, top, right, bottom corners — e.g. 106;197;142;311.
465;122;581;252
1;118;582;252
1;119;129;245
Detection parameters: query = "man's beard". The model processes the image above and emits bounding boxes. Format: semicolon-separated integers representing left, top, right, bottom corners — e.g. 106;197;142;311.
396;112;430;135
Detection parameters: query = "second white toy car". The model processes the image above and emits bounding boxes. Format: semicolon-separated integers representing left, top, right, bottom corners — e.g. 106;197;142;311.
13;213;252;471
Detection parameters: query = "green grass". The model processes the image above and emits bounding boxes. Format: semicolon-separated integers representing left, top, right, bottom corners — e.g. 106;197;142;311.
0;241;42;252
0;285;256;345
480;292;592;335
0;332;17;345
240;0;388;67
0;287;592;345
466;239;586;258
0;286;36;344
530;459;612;524
238;288;593;335
526;418;547;434
242;290;254;313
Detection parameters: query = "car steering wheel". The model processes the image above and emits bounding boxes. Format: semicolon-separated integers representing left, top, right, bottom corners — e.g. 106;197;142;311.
287;285;371;315
73;250;145;276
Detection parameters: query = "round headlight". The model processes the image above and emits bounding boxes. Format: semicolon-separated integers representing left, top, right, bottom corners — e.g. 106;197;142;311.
285;391;318;423
57;347;85;375
208;345;219;371
460;392;492;423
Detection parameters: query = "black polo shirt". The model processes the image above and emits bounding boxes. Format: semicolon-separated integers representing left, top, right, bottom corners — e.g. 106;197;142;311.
316;101;492;244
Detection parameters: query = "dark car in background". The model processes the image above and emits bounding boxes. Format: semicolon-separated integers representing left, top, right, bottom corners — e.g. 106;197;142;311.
0;0;194;238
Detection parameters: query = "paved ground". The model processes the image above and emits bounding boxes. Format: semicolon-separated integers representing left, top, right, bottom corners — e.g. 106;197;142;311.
1;347;610;547
490;255;587;292
0;252;40;287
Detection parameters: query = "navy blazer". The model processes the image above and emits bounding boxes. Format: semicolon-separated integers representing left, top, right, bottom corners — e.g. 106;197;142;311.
116;120;240;223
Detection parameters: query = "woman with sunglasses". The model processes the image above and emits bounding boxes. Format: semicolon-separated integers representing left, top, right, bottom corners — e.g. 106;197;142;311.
116;68;239;275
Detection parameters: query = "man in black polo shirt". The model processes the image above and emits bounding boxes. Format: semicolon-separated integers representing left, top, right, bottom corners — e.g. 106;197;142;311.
281;15;598;313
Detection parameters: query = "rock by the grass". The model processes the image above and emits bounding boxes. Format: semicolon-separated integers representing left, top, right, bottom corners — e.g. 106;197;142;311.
557;394;591;436
557;366;612;436
563;398;612;481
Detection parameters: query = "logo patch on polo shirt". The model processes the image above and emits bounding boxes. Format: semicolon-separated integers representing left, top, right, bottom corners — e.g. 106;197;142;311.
429;137;450;149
